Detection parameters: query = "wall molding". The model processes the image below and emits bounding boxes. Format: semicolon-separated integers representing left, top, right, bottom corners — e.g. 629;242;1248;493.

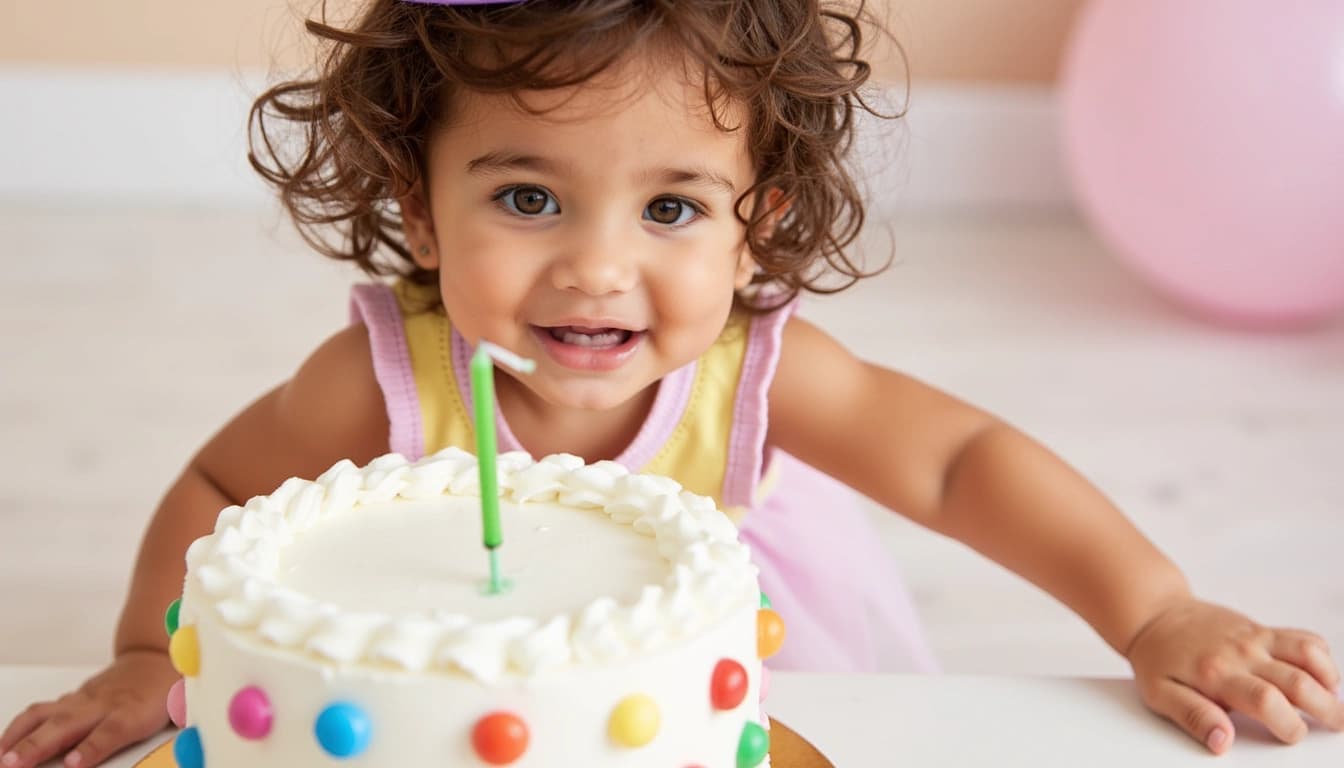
0;68;1070;213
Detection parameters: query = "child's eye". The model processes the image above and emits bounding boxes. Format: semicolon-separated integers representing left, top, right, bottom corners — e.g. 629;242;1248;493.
644;197;701;227
495;186;559;216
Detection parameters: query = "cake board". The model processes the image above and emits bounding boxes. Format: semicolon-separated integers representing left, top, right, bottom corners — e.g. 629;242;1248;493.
133;719;833;767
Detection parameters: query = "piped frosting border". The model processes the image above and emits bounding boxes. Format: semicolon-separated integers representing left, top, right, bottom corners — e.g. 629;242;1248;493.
181;449;758;681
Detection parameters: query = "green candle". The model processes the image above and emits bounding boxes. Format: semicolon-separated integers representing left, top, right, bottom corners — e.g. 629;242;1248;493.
470;341;535;594
471;346;502;551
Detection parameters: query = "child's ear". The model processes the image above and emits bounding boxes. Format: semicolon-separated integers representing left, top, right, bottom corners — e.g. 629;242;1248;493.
758;187;791;239
399;184;439;269
734;187;790;289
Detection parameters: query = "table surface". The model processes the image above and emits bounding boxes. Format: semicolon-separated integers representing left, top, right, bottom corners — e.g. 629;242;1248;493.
3;666;1341;767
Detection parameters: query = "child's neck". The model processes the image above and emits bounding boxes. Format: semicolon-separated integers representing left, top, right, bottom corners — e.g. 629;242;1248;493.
494;377;659;464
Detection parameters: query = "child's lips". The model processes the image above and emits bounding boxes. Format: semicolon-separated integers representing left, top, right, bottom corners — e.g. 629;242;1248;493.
530;325;644;371
546;326;633;347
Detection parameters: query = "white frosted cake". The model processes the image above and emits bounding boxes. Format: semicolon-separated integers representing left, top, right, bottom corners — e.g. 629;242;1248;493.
162;448;783;767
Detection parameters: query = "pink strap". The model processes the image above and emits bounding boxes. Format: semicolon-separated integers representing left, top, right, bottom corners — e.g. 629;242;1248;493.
349;283;425;460
722;301;798;508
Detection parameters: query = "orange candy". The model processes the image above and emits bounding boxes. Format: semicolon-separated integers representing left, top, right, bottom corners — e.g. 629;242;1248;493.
756;609;785;660
472;712;529;765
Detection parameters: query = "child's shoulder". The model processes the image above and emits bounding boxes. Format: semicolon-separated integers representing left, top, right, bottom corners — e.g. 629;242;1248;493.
275;322;388;458
189;322;389;504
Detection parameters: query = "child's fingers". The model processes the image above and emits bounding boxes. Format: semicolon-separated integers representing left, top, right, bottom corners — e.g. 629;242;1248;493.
1256;660;1344;731
1270;630;1339;691
67;707;164;768
0;709;99;768
1218;673;1309;744
0;702;52;753
1142;677;1235;754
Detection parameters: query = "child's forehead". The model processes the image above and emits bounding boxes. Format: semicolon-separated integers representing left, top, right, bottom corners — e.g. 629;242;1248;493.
445;50;747;138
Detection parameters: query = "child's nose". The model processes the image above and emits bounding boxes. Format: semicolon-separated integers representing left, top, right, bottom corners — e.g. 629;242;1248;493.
551;225;638;296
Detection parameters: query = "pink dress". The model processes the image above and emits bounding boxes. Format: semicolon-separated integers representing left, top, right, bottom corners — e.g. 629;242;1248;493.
351;283;938;673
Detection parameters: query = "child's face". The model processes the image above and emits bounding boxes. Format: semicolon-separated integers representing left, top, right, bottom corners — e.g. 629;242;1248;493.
405;54;759;413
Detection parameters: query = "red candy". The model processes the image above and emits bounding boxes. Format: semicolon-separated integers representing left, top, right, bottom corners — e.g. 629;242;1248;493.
472;711;529;765
710;659;748;710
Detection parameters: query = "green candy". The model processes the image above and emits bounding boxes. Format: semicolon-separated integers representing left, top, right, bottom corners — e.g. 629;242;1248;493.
164;598;181;637
737;721;769;768
758;591;771;609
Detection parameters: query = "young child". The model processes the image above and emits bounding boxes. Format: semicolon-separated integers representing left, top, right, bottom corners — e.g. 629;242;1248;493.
4;1;1342;766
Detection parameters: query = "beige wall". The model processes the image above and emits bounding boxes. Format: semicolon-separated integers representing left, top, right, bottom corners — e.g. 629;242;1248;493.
874;0;1081;82
1;0;1081;83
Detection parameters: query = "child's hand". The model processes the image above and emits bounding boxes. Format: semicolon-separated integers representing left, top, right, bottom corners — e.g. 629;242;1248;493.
0;650;177;768
1126;597;1344;754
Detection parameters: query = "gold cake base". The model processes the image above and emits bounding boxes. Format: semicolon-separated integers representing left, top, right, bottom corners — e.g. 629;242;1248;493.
135;719;833;767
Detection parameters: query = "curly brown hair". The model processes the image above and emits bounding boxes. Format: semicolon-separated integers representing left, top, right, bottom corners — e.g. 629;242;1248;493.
248;0;903;310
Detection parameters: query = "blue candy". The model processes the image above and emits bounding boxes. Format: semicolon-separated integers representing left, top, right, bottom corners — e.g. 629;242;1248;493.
315;702;372;758
173;726;203;768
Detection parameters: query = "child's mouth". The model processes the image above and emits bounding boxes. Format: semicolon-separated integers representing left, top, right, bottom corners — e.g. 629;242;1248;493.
546;326;633;347
531;324;643;371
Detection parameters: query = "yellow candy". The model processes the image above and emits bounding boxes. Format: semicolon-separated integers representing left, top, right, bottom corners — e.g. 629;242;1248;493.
608;694;660;748
169;625;200;677
757;609;785;660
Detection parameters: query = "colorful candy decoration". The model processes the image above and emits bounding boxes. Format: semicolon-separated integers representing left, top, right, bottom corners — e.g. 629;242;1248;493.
756;609;785;660
228;686;273;740
471;711;529;764
164;598;181;637
758;592;771;609
608;694;660;748
169;625;200;677
315;702;372;758
710;659;748;710
736;721;769;768
166;678;187;728
758;665;772;702
173;725;203;768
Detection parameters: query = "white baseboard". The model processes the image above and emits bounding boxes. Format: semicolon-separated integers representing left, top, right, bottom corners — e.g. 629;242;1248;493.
0;68;1069;213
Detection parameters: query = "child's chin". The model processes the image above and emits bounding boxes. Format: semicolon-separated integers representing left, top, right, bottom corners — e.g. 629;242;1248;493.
541;380;647;414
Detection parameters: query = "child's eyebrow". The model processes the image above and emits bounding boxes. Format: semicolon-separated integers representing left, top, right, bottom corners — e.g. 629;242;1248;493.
466;151;736;197
642;166;737;197
466;151;564;178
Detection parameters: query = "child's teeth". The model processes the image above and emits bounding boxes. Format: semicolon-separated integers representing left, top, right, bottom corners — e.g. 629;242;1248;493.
549;327;630;347
560;329;623;347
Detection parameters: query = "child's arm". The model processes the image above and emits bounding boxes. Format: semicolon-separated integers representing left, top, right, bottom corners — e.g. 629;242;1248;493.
0;325;389;768
767;316;1344;753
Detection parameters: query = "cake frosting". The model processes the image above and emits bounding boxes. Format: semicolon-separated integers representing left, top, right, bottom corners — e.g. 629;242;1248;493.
164;448;782;766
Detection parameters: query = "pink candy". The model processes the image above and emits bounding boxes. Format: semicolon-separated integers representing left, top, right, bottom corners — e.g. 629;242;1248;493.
759;665;771;702
228;686;274;740
166;679;187;728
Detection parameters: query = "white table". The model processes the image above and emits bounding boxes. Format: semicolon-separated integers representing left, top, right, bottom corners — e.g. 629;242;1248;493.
3;666;1341;766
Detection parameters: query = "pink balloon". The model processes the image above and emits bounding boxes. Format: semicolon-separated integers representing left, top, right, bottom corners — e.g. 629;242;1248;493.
1061;1;1344;327
166;678;187;728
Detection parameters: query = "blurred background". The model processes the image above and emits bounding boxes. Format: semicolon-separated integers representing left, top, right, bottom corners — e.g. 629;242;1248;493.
1;0;1341;682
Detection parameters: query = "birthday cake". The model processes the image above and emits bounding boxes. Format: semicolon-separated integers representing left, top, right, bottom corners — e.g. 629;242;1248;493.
162;448;782;767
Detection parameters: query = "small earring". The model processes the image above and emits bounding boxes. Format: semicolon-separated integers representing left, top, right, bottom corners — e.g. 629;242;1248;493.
418;245;430;256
